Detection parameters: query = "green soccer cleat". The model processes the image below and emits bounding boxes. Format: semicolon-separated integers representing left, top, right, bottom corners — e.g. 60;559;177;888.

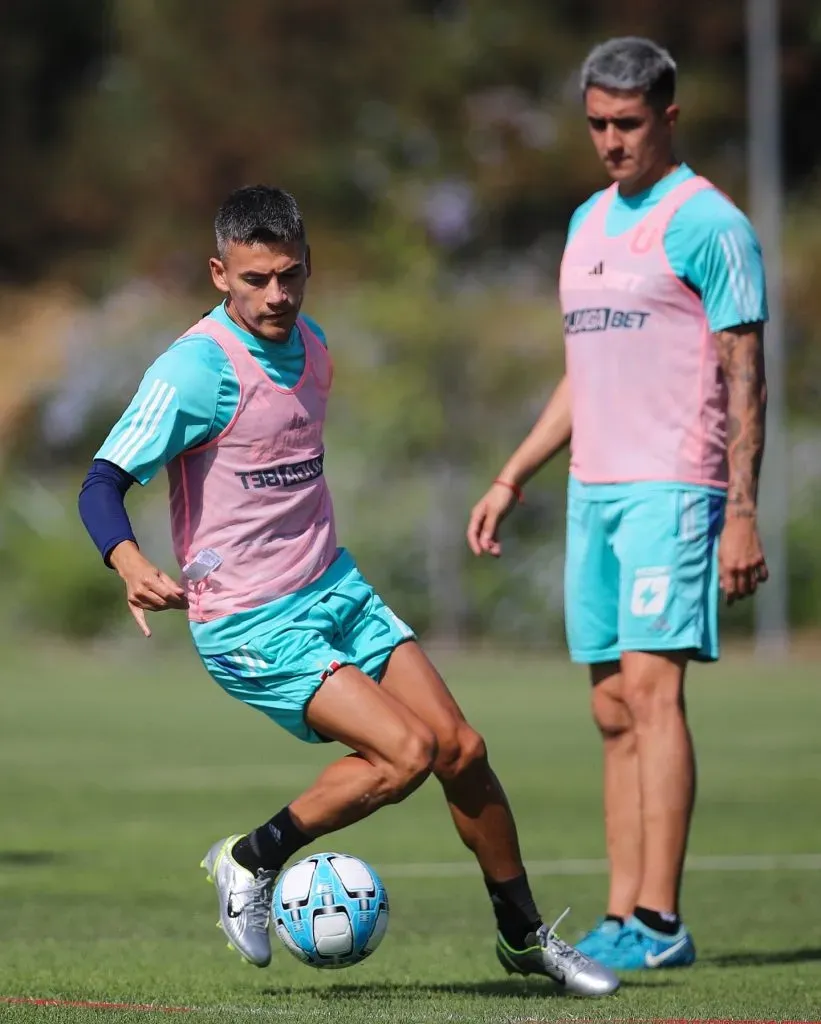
201;834;276;968
496;908;620;997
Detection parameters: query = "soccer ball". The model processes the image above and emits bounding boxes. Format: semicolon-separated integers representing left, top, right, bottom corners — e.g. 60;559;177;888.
272;852;389;969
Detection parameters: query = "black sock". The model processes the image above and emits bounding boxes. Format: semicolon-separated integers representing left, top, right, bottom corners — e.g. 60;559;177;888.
231;807;311;874
634;905;680;936
605;913;624;926
485;874;542;949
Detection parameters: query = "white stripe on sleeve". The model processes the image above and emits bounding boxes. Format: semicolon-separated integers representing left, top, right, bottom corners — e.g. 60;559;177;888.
720;230;759;324
113;384;177;471
107;380;167;465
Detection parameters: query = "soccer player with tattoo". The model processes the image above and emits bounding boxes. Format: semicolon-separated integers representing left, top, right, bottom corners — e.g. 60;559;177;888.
468;37;769;970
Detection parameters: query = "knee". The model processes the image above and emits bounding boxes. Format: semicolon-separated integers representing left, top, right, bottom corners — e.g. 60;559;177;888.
591;685;633;742
382;727;437;802
620;658;685;725
433;723;488;782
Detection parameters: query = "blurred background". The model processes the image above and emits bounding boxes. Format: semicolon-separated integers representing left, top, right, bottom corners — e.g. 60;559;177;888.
1;0;820;652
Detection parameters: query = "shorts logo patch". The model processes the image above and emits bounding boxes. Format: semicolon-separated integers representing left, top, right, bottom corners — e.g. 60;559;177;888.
630;568;671;617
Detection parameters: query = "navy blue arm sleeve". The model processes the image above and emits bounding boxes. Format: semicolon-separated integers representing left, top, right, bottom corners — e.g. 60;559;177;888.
78;459;138;566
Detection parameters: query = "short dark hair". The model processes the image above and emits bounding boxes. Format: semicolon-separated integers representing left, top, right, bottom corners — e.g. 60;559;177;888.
581;37;677;111
214;186;306;258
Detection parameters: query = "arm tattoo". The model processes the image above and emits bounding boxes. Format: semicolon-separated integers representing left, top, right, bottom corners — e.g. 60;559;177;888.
714;323;767;518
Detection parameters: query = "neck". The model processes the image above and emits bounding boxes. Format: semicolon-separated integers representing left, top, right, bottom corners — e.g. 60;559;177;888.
224;300;253;335
617;158;680;198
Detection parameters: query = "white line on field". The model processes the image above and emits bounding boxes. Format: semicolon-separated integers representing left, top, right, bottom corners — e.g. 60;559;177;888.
378;852;821;878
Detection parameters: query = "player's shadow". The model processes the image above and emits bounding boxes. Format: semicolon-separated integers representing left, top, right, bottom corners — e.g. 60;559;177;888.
263;978;662;1000
706;946;821;968
0;851;64;867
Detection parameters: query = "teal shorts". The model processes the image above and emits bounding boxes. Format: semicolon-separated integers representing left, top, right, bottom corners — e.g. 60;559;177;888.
564;478;726;665
199;567;415;743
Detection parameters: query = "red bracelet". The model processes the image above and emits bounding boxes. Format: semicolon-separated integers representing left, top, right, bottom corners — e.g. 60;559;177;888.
493;478;524;503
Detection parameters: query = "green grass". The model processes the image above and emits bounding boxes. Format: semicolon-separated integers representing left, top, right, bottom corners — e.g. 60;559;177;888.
0;639;819;1022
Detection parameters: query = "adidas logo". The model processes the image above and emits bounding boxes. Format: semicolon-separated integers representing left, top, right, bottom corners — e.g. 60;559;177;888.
588;261;604;275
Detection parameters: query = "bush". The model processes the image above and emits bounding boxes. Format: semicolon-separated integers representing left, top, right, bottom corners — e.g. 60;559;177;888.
1;477;122;638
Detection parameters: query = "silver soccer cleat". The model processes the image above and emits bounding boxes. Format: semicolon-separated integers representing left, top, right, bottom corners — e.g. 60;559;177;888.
200;834;276;968
496;907;620;997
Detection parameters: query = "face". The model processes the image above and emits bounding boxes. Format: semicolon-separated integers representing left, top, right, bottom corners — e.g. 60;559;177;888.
210;240;311;342
584;86;678;192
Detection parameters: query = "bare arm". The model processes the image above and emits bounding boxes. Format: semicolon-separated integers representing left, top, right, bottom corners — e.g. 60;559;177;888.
713;323;769;601
496;374;572;488
714;323;767;518
467;375;571;556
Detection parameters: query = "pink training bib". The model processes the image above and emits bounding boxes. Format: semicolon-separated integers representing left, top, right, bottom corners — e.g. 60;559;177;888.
167;314;338;622
559;175;728;488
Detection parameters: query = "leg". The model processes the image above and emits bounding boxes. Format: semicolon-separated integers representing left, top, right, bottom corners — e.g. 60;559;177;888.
198;631;437;970
291;664;438;834
579;488;713;971
332;590;548;953
563;481;625;956
380;641;525;883
590;661;643;920
574;650;697;972
205;593;439;860
378;640;619;998
620;650;694;916
614;487;720;921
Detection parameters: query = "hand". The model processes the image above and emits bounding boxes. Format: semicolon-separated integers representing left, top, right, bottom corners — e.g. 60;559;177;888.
467;482;520;557
109;541;188;637
718;515;769;606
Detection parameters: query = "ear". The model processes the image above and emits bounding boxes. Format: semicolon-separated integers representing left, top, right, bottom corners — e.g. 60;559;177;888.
209;257;230;294
665;104;680;127
305;244;312;280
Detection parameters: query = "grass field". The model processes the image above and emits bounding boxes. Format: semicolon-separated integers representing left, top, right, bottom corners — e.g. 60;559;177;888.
0;639;819;1022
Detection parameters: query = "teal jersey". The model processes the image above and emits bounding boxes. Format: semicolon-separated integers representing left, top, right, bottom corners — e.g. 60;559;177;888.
566;164;768;332
569;479;726;503
95;303;336;653
96;303;327;484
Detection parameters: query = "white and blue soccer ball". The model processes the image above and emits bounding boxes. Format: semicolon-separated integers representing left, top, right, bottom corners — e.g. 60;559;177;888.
272;852;389;969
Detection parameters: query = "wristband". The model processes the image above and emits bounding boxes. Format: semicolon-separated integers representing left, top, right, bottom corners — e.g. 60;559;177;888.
493;478;524;503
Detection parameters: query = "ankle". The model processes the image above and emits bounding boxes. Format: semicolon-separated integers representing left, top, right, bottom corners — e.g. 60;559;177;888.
633;905;680;935
232;806;311;874
486;874;542;949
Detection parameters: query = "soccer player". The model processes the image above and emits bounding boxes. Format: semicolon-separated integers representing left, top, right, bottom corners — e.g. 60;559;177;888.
467;38;768;971
78;186;618;996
